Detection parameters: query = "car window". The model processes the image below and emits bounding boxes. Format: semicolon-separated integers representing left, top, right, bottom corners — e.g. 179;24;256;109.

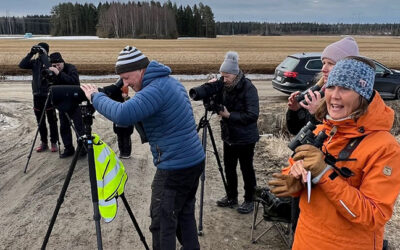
278;57;299;71
374;63;386;74
305;59;322;71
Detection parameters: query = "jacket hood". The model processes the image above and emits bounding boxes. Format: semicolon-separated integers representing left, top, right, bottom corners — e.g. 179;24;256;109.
142;60;172;88
321;91;394;139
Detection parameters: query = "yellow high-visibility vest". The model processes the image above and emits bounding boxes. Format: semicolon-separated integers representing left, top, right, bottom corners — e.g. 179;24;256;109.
92;133;127;223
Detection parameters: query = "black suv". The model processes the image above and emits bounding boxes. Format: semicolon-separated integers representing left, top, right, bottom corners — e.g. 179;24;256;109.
272;52;400;99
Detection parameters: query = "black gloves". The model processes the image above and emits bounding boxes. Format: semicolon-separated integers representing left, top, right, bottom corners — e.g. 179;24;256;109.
30;45;38;55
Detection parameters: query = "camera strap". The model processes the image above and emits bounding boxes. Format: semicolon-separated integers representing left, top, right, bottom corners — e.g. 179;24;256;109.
326;135;367;180
337;135;366;161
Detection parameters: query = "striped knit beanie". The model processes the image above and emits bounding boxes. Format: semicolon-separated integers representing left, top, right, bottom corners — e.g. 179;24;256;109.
115;46;150;74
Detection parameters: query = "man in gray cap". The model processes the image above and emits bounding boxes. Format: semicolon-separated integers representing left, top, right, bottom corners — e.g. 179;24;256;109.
81;46;205;250
211;51;260;214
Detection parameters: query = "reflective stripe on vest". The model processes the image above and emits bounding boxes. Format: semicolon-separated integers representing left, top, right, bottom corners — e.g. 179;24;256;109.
99;198;117;223
93;133;127;223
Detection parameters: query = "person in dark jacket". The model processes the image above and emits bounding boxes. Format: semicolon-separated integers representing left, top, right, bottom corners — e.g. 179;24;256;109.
48;52;85;158
81;46;205;250
213;51;260;214
107;79;134;159
18;42;59;153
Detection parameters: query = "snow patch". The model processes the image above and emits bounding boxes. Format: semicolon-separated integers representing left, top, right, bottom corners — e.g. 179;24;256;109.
4;74;274;81
0;114;18;130
0;35;103;40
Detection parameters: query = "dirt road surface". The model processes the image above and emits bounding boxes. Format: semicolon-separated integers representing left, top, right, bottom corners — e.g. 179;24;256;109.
0;80;398;249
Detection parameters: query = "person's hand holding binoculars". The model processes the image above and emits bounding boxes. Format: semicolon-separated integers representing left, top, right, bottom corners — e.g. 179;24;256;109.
30;45;47;55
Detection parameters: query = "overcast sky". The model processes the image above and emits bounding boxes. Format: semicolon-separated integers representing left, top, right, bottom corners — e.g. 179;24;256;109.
3;0;400;23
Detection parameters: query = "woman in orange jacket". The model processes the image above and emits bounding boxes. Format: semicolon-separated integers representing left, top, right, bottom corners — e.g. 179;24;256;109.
269;56;400;250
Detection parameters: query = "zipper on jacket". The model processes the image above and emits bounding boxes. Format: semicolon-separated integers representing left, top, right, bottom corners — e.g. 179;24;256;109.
156;145;162;165
326;126;338;145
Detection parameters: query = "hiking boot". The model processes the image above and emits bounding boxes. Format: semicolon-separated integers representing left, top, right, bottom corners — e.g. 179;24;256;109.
216;196;238;208
35;143;48;152
119;154;131;159
237;201;254;214
60;147;75;158
50;143;58;152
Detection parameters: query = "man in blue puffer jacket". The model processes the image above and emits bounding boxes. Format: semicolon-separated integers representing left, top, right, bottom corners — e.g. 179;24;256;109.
81;46;205;250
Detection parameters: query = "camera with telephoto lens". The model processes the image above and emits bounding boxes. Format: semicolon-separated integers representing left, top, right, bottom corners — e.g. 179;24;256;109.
189;77;224;113
254;186;291;223
295;84;325;104
288;121;328;151
50;79;124;113
41;68;57;83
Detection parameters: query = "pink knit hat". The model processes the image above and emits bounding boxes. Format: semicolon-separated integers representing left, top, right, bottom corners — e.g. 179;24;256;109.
321;37;359;63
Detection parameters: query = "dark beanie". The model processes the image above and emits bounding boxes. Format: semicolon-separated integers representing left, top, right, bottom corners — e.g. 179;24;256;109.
38;42;49;53
115;46;150;74
50;52;64;63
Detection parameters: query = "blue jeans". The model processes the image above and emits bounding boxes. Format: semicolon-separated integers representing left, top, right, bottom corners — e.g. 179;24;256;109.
149;161;204;250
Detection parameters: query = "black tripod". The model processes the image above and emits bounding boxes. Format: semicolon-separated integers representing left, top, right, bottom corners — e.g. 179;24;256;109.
24;92;60;173
41;103;149;250
196;109;228;236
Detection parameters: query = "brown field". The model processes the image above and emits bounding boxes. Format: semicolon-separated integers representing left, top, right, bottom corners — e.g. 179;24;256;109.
1;35;400;75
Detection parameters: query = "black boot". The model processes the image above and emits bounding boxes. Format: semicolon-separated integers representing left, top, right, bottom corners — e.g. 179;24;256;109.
216;196;238;208
119;136;132;159
60;146;75;158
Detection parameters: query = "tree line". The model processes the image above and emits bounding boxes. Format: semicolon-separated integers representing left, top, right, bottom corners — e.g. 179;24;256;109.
216;22;400;36
0;1;216;38
1;2;400;37
0;15;50;35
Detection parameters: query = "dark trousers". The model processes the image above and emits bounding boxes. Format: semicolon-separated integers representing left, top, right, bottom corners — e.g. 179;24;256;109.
113;124;134;156
223;142;257;202
33;95;58;144
59;106;84;149
291;197;300;233
149;161;204;250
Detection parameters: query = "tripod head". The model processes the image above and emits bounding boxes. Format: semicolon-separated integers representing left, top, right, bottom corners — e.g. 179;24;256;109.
79;102;95;137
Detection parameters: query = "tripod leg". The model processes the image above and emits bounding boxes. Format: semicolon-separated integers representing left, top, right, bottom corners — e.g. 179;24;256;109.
197;122;207;236
120;194;150;250
65;112;88;152
41;139;82;249
24;92;51;173
206;123;229;196
85;133;103;250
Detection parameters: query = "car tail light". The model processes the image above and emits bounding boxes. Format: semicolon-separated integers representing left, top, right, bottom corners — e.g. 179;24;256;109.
284;71;298;78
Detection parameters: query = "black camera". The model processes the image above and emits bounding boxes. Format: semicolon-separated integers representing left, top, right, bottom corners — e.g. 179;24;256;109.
288;121;328;151
295;84;325;104
50;81;123;113
41;68;57;83
254;186;291;223
189;77;224;113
